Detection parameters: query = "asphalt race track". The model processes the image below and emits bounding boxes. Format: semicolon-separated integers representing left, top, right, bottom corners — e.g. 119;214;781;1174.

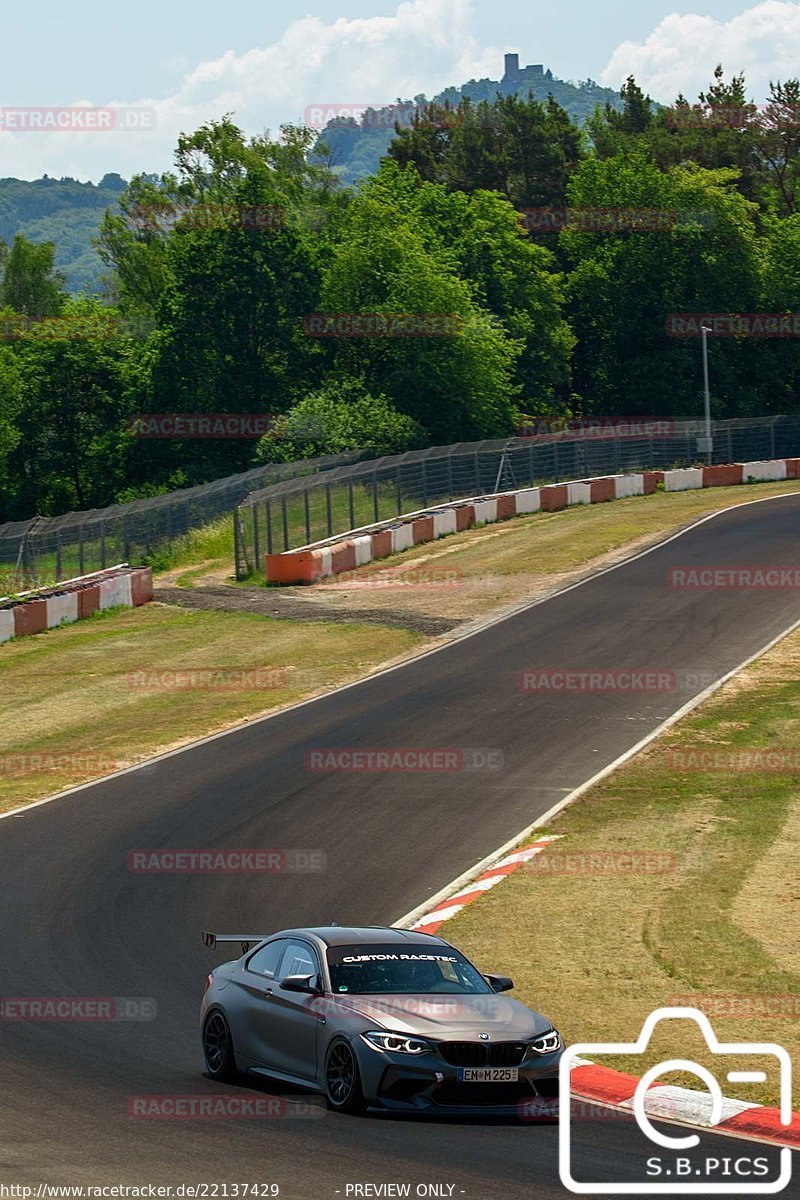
3;494;800;1199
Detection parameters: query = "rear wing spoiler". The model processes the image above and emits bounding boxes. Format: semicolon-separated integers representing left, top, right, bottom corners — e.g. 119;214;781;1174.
202;931;266;954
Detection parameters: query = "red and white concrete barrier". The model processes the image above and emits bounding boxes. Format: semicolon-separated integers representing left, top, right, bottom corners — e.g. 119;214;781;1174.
664;466;704;491
742;459;787;482
614;474;644;499
45;591;79;629
0;565;153;645
0;609;14;645
433;508;458;538
265;458;800;585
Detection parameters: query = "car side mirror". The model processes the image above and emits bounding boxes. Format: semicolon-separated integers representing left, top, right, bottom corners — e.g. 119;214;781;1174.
279;973;322;995
484;973;514;993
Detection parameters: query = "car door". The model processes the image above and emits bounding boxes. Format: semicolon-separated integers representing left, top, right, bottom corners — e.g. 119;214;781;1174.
261;938;324;1081
228;938;288;1067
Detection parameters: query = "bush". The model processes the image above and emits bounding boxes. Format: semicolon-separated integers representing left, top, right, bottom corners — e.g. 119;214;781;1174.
254;380;424;463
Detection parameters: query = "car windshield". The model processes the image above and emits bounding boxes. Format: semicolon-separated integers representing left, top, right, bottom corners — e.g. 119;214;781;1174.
326;943;492;995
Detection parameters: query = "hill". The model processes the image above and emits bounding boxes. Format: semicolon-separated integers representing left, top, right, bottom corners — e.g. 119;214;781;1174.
0;173;128;294
315;51;624;184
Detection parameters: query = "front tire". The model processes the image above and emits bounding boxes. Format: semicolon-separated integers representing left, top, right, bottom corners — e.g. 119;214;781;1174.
324;1038;364;1114
202;1010;237;1081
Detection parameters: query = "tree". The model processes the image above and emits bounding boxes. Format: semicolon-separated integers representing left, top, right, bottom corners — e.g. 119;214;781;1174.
561;154;764;416
389;93;582;208
5;298;134;516
751;80;800;216
0;345;23;513
1;235;66;317
318;165;520;442
370;165;572;407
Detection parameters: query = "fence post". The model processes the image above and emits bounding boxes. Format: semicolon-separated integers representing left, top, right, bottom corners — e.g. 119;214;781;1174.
421;460;428;507
326;484;333;538
100;521;106;570
474;451;480;494
348;480;355;530
396;467;402;515
372;471;380;522
446;453;454;499
253;504;260;572
266;500;273;555
281;496;289;551
122;516;130;566
304;489;311;544
528;443;534;485
55;532;62;582
78;526;85;576
233;509;242;579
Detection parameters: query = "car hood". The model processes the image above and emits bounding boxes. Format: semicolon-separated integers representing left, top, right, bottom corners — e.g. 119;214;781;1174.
320;992;552;1039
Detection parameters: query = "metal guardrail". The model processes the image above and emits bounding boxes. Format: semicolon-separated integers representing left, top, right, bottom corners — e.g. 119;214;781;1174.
233;416;800;577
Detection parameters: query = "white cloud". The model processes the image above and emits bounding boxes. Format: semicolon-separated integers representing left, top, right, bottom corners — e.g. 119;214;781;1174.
602;1;800;105
0;0;499;182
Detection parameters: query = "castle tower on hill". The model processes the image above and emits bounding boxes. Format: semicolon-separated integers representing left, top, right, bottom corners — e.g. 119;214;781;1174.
502;52;551;84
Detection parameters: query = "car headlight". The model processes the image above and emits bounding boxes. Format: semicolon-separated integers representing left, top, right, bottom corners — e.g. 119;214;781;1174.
361;1030;432;1055
529;1029;562;1055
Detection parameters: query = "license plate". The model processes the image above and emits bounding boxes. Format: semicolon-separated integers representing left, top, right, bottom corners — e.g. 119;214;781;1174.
457;1067;519;1082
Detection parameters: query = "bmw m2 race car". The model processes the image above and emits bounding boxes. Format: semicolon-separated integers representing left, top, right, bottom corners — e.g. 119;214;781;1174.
201;924;563;1114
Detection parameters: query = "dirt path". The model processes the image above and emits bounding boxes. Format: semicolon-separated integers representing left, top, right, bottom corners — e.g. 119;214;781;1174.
154;585;459;636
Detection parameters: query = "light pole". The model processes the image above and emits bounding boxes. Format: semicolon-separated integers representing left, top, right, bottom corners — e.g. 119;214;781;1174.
698;323;713;464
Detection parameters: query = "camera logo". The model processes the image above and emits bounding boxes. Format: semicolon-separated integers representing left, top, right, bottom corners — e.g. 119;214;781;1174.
559;1007;792;1194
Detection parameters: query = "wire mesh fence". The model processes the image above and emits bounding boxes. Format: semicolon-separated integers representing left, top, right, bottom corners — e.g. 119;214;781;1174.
5;415;798;594
0;450;366;595
234;416;800;578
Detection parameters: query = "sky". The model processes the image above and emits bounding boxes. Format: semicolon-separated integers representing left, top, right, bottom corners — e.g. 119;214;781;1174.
0;0;797;182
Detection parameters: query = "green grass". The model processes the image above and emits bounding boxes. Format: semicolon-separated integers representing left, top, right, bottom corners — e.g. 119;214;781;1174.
143;515;235;573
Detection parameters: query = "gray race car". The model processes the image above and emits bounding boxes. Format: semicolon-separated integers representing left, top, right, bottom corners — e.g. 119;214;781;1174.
200;924;563;1115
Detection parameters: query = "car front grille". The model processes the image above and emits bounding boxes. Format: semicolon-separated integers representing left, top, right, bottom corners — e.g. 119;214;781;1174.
437;1041;529;1067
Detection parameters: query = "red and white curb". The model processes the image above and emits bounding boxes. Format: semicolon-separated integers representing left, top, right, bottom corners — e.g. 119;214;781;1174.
399;837;800;1150
567;1059;800;1149
407;836;563;934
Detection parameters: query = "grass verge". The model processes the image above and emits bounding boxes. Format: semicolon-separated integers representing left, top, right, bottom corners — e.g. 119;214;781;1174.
445;623;800;1107
0;603;420;813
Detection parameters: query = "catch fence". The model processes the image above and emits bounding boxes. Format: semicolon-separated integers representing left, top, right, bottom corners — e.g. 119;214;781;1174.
234;416;800;578
0;451;365;593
